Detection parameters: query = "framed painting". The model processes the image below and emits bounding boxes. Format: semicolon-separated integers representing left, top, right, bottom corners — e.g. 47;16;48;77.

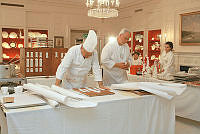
180;11;200;45
54;36;64;48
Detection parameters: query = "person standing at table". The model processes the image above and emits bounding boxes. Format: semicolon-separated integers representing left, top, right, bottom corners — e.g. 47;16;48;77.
101;28;132;86
129;51;142;75
55;30;108;89
132;51;142;65
158;41;175;80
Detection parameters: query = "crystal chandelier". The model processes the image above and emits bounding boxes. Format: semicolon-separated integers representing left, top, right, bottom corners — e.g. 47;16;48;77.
86;0;120;18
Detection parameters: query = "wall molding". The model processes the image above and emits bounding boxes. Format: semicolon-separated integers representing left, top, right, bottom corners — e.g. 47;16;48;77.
174;52;200;72
174;52;200;55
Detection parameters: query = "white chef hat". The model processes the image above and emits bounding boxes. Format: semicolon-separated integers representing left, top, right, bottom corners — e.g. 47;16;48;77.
83;30;97;52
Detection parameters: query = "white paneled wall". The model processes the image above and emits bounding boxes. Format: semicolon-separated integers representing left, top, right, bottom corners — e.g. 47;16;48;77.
174;52;200;72
0;0;122;62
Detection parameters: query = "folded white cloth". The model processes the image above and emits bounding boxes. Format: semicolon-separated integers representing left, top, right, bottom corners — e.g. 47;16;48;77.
139;82;186;96
111;82;187;100
23;83;67;104
66;98;98;108
51;85;98;108
24;83;98;108
46;99;59;108
111;83;140;90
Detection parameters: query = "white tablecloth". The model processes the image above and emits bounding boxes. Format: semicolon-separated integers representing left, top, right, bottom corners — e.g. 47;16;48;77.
1;91;175;134
174;86;200;121
128;74;200;122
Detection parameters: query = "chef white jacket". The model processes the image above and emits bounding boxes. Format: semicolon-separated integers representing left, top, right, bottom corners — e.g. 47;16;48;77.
159;50;175;79
101;39;132;86
56;45;102;89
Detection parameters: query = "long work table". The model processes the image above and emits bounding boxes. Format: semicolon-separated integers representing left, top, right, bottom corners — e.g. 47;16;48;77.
0;90;175;134
128;74;200;122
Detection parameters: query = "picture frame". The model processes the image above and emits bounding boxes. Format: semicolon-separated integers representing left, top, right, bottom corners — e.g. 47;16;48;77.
54;36;64;48
180;11;200;46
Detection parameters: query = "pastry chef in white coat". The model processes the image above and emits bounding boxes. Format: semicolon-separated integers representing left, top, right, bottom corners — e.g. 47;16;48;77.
101;28;132;86
132;51;142;65
159;41;175;80
55;30;108;89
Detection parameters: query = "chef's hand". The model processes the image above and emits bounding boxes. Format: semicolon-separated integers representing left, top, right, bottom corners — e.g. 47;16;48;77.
98;81;111;90
124;62;130;70
55;79;62;86
99;85;111;90
114;62;128;70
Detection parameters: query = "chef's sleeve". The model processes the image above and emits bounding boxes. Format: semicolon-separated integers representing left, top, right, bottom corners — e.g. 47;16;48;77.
92;50;102;81
56;48;73;80
101;44;116;69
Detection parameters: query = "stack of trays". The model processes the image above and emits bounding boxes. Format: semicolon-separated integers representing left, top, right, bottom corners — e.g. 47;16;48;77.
173;73;200;83
1;93;47;109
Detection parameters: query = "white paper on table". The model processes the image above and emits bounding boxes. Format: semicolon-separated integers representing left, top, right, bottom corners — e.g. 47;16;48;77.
157;83;187;95
23;83;67;104
66;98;97;108
32;84;97;108
138;85;173;100
111;83;140;90
36;84;51;90
1;93;47;109
111;82;174;100
29;85;60;108
46;98;59;108
51;85;87;99
139;82;187;96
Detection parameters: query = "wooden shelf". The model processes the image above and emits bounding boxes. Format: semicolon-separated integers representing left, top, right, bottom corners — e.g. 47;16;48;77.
28;29;48;48
148;29;161;66
132;31;144;57
2;28;24;62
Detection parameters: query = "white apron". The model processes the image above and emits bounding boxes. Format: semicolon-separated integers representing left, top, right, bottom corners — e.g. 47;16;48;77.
101;39;132;86
62;59;92;89
159;51;175;80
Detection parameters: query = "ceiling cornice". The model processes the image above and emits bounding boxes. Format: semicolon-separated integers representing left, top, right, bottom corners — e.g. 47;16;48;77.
27;0;154;10
119;0;153;10
26;0;86;8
